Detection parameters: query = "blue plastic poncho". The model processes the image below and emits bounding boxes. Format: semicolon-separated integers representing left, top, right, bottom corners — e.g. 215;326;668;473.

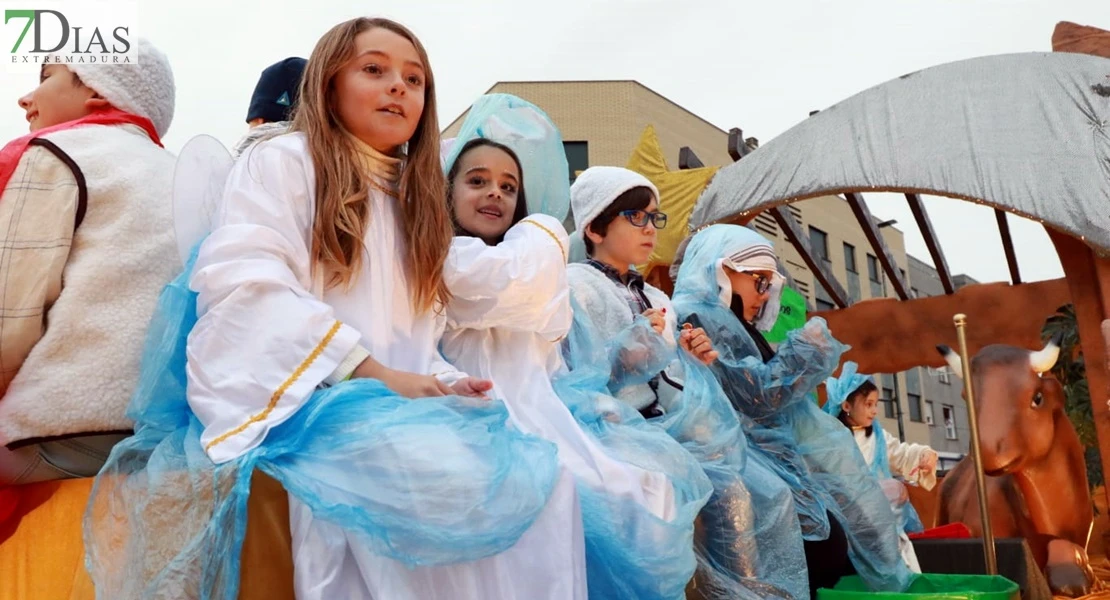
557;295;717;600
445;94;713;600
670;224;913;594
442;93;570;221
83;250;560;599
823;363;925;534
563;295;805;600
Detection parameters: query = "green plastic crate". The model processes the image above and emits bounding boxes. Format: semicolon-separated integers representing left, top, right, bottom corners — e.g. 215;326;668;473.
817;574;1020;600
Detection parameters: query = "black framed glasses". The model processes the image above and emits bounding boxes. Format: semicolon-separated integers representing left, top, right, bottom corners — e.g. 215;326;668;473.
748;272;773;295
619;209;668;229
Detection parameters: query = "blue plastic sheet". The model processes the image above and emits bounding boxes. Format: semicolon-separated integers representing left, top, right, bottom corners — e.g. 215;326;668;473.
670;224;913;594
442;93;570;222
565;286;808;599
824;363;925;534
84;250;560;599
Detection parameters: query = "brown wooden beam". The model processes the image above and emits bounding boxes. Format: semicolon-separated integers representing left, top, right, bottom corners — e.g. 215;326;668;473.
813;278;1070;374
845;192;910;300
678;147;705;170
995;209;1022;285
769;207;850;308
905;193;955;295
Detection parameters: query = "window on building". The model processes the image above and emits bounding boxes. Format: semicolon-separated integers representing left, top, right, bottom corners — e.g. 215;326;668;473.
815;298;835;312
942;405;958;440
563;141;588;184
809;227;829;262
883;387;896;419
908;393;922;422
924;400;935;426
900;267;907;282
938;368;951;385
867;254;881;282
911;287;919;299
843;243;857;273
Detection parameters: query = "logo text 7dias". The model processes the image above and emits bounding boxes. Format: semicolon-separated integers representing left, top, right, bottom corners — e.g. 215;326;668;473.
2;2;138;69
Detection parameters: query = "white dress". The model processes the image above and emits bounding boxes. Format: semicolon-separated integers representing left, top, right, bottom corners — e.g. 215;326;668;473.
187;132;581;599
853;427;935;573
443;216;677;517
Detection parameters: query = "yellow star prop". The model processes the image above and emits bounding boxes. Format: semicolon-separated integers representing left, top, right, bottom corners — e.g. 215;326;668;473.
625;125;719;277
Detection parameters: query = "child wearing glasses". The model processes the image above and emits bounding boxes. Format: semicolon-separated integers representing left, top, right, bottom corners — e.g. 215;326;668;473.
566;166;716;420
669;225;913;598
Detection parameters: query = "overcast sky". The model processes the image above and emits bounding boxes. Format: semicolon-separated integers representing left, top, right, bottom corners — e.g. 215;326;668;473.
1;0;1104;284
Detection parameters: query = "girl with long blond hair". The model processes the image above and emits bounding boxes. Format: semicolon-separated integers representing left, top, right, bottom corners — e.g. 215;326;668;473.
84;18;569;599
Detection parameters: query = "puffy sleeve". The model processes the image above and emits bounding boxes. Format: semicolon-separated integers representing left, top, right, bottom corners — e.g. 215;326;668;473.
186;138;364;464
696;314;847;423
445;215;570;342
886;438;938;491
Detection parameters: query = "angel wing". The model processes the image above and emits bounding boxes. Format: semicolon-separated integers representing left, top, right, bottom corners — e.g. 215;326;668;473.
172;134;233;266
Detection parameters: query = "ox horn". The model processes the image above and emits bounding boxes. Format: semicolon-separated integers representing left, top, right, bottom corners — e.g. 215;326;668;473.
1029;332;1064;374
936;344;963;379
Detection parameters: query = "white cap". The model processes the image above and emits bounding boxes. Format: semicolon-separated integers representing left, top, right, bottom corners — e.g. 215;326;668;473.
570;166;659;236
68;37;175;137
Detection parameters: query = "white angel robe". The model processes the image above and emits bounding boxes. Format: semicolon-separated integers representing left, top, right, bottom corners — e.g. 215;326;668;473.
187;132;578;600
443;216;678;519
852;429;938;492
853;427;936;573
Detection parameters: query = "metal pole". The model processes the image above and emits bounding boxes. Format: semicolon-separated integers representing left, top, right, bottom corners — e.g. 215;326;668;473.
954;313;999;575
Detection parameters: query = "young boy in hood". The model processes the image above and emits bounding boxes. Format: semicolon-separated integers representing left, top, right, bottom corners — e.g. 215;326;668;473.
231;56;306;158
566;166;717;419
0;38;179;485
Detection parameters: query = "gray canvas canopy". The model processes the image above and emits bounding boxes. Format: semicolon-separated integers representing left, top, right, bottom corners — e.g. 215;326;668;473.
690;52;1110;253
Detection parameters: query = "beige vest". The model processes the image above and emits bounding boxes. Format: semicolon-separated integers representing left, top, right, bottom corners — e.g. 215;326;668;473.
0;124;178;445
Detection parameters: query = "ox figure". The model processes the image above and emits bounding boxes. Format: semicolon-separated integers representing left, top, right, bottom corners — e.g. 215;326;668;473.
935;333;1095;596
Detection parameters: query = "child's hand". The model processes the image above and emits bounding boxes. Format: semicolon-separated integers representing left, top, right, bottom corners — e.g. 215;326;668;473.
353;357;451;398
450;377;493;400
641;308;666;335
918;449;938;475
380;370;452;398
680;323;719;365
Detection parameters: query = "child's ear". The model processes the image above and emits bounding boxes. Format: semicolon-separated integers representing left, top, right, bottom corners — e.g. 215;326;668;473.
84;95;110;110
841;400;852;414
584;223;603;245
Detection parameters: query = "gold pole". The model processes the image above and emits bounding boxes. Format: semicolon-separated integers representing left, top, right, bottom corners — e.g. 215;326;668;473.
954;313;999;575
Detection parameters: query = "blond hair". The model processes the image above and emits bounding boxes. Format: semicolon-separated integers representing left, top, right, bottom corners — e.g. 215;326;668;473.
293;17;451;312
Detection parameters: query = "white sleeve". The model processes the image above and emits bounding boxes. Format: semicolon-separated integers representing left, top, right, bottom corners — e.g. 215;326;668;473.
445;215;571;342
186;139;363;464
430;311;468;386
887;438;938;491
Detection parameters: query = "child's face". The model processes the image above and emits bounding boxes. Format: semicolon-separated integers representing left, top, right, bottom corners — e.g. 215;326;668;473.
727;268;774;322
17;65;98;132
451;144;520;244
335;27;425;153
842;390;879;428
588;197;659;268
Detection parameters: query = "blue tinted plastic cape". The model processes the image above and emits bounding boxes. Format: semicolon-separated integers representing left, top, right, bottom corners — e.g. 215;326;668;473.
671;224;913;593
557;294;717;599
824;363;925;534
564;280;809;599
83;249;560;599
442;93;570;222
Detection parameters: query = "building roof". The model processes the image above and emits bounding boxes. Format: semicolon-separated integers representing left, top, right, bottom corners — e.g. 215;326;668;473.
442;79;730;137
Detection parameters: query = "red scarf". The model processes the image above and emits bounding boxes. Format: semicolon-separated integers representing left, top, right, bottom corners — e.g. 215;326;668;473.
0;108;162;195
